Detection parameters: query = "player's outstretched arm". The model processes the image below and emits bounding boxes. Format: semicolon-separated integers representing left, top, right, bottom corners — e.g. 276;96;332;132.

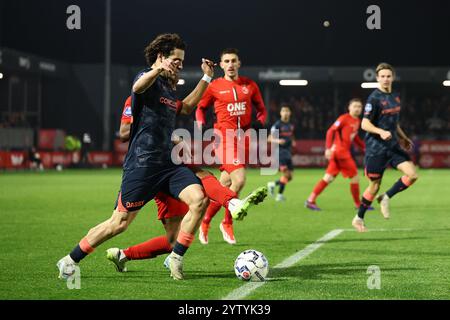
132;57;177;94
361;118;392;141
353;134;366;151
132;68;163;94
119;122;131;142
397;125;413;150
252;84;267;125
267;134;285;145
180;59;215;115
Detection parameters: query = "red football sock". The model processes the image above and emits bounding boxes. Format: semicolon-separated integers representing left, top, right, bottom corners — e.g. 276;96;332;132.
123;236;172;260
201;175;237;207
308;179;329;203
203;200;222;225
222;208;233;225
350;182;361;206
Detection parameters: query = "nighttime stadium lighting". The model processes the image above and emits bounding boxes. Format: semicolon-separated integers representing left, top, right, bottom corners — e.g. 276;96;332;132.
279;80;308;86
361;82;379;89
177;79;185;85
0;73;3;79
443;80;450;87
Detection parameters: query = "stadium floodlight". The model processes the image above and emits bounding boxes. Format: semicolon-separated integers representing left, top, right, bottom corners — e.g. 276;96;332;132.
361;82;379;89
0;73;3;79
279;80;308;86
443;80;450;87
177;79;185;85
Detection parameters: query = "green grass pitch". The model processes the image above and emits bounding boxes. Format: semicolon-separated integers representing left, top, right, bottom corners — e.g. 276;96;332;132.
1;168;449;299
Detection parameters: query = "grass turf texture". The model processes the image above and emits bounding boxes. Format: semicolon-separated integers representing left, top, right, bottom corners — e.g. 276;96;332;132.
0;168;449;300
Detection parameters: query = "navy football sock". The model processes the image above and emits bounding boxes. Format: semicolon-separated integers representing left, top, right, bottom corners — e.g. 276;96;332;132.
357;197;373;219
386;178;409;198
173;242;188;256
278;182;286;194
69;244;88;263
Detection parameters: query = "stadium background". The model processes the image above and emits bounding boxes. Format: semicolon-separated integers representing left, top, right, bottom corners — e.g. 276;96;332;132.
0;0;449;169
1;0;450;302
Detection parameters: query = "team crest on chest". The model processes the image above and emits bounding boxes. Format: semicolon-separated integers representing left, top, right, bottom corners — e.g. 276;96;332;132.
241;86;249;95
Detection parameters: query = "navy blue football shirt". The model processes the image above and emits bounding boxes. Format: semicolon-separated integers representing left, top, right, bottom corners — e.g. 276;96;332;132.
124;69;181;170
363;88;402;156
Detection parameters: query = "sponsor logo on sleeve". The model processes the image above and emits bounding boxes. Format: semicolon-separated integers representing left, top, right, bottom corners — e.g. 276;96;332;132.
364;103;372;114
123;106;132;117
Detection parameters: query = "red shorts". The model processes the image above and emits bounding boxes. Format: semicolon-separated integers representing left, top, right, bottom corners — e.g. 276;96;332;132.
154;192;189;220
326;156;358;178
214;128;251;174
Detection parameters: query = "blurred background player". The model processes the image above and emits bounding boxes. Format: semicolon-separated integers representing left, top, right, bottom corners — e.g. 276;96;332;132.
305;98;371;211
28;146;44;171
195;48;267;245
353;63;418;232
267;105;296;201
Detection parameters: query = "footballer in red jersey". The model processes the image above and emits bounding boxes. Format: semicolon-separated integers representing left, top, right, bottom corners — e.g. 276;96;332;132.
195;48;267;245
305;98;370;211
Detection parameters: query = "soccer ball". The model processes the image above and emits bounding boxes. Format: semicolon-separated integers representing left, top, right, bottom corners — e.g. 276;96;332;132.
234;249;269;282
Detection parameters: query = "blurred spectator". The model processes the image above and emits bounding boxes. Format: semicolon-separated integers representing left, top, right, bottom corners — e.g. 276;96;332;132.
28;147;44;171
80;133;92;167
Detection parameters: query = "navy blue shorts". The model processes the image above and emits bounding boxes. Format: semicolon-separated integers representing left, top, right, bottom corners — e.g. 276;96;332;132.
279;150;294;171
114;164;201;212
365;146;411;180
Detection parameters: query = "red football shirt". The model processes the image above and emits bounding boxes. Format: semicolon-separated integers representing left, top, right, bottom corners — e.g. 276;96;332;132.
121;96;133;124
196;76;267;130
325;113;365;158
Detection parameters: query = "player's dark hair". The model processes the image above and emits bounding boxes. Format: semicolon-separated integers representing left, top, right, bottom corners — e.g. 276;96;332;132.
144;33;186;66
376;62;395;75
220;48;240;59
348;98;362;106
280;105;291;111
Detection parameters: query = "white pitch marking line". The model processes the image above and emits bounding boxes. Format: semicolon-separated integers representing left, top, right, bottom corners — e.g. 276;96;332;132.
342;228;415;232
222;229;344;300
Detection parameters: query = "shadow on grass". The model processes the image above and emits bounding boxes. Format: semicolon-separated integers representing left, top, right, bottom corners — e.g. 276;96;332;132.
328;236;427;243
267;262;420;281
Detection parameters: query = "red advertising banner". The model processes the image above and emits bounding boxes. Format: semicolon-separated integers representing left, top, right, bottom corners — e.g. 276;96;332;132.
0;151;27;168
419;154;450;168
113;139;129;153
294;140;325;155
419;141;450;154
2;140;449;169
88;152;113;166
38;129;65;150
0;151;113;169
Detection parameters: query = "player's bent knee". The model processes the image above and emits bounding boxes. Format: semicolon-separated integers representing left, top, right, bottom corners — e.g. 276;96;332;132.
233;176;246;190
107;211;132;236
410;173;419;182
187;190;209;212
108;219;128;236
350;176;359;183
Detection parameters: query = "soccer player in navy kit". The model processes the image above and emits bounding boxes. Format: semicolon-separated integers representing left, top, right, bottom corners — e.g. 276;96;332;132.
352;63;419;232
57;33;216;280
267;105;296;201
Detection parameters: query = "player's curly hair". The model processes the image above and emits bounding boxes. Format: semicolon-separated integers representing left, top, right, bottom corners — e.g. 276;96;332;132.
144;33;186;66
